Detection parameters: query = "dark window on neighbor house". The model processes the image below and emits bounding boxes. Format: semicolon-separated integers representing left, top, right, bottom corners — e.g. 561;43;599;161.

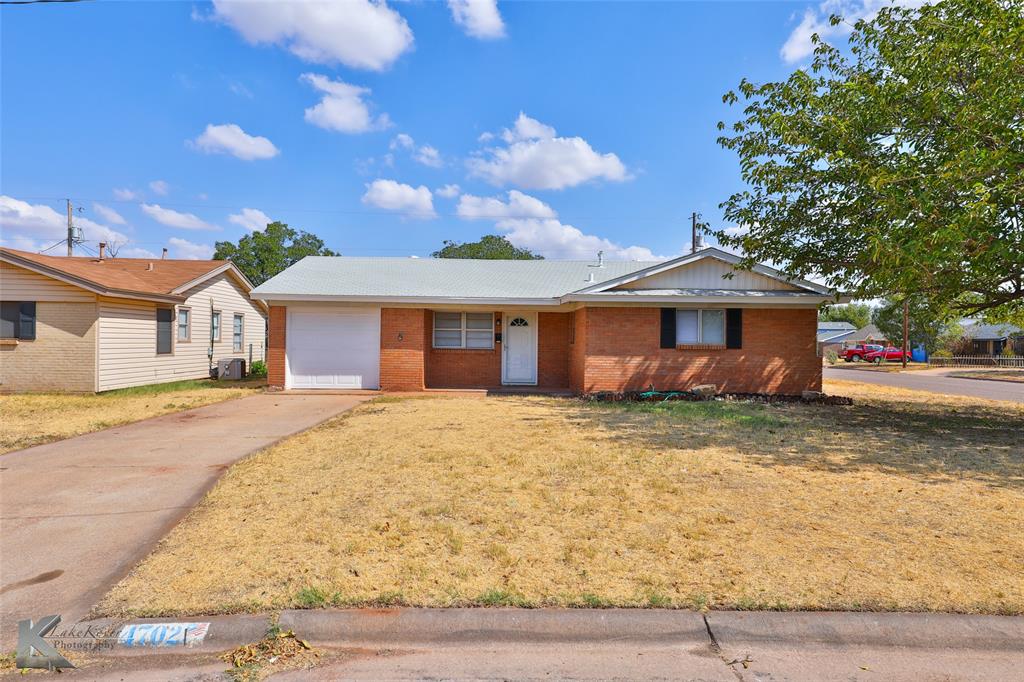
1;301;36;340
156;308;173;354
233;313;244;352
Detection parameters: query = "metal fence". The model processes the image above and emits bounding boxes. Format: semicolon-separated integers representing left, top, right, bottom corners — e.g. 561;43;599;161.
928;355;1024;368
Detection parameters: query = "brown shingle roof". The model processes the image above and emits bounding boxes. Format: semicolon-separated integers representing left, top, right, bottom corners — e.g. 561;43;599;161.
0;247;234;300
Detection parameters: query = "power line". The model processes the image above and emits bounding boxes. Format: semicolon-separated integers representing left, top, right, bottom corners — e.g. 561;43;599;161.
12;194;699;226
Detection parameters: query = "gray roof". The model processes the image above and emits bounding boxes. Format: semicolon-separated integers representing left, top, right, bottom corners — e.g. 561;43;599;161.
817;321;857;332
963;322;1023;340
853;323;885;340
252;257;653;300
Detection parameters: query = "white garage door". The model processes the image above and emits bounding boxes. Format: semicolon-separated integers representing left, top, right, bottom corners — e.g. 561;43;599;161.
286;307;381;389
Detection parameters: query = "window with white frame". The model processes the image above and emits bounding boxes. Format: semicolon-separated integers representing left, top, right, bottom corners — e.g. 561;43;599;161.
433;312;494;349
211;311;221;342
676;309;725;345
177;308;191;342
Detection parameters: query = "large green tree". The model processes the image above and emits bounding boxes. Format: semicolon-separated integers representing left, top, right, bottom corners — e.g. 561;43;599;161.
715;0;1024;325
871;297;952;350
819;303;872;329
432;234;543;260
213;222;338;286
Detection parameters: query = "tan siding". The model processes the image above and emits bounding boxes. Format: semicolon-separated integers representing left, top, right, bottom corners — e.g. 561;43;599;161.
0;261;98;302
613;258;800;291
0;302;98;392
96;273;266;391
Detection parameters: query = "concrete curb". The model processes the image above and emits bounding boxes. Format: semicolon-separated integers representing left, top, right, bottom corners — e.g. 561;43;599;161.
81;609;1024;656
279;608;709;647
705;611;1024;651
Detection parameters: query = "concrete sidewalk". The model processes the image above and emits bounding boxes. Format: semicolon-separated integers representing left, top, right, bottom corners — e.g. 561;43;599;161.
0;393;368;649
14;608;1023;680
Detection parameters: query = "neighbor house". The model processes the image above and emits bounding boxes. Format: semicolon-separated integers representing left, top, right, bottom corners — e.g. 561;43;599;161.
817;321;857;355
962;322;1023;356
0;247;267;392
250;248;839;396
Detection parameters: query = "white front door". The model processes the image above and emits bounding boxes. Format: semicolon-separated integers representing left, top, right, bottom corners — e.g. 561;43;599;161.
502;312;537;385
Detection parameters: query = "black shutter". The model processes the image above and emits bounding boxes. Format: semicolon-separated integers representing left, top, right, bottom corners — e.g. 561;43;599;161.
156;308;173;354
725;308;742;349
660;308;676;348
18;302;35;340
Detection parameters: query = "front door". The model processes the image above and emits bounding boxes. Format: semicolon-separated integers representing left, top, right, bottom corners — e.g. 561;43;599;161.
502;312;538;385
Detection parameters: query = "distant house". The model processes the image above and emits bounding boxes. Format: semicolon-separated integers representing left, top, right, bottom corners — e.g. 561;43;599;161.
851;323;887;345
962;322;1023;356
817;321;857;354
1;247;267;392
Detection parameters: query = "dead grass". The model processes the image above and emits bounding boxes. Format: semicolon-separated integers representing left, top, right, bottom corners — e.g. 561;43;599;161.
99;380;1024;616
0;379;263;454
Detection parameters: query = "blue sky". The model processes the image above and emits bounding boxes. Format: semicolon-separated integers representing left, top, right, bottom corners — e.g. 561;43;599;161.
0;0;857;261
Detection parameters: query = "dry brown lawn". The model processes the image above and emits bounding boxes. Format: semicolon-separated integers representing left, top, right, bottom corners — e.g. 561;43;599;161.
100;379;1024;617
0;379;263;454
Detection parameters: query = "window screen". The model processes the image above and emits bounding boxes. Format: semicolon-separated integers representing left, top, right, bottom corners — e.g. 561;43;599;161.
676;309;725;345
233;314;244;352
177;309;190;341
433;312;494;349
156;308;173;354
675;310;699;345
0;302;35;340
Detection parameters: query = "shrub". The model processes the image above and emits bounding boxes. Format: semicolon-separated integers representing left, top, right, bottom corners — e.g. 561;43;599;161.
249;360;268;377
931;349;952;358
825;349;839;365
1001;344;1016;357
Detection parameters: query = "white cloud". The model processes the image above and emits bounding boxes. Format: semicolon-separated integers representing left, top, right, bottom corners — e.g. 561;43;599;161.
436;183;461;198
470;112;629;190
113;187;140;201
499;218;663;261
141;203;217;230
93;202;126;225
500;112;555;143
229;81;254;98
149;180;170;196
456;190;557;220
210;0;413;71
361;179;435;218
449;188;661;260
118;246;158;259
781;1;927;63
301;73;391;134
168;236;214;260
447;0;505;39
0;195;128;250
191;123;280;160
413;145;443;168
723;225;751;237
228;207;273;231
390;133;414;150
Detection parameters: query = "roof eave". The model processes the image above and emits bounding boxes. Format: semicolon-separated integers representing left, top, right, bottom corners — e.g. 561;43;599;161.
250;293;564;306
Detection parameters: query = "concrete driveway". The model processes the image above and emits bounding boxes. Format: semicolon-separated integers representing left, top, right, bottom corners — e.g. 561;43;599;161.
0;393;369;648
825;367;1023;403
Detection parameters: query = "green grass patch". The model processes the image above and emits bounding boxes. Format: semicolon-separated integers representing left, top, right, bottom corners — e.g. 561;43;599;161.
595;399;789;429
99;377;263;397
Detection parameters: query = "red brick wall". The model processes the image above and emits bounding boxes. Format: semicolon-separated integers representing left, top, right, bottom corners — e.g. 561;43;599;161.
380;308;427;391
267;305;286;389
537;312;571;388
580;307;821;395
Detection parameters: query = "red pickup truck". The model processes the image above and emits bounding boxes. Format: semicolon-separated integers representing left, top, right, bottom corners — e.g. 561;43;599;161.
838;344;883;362
865;346;911;363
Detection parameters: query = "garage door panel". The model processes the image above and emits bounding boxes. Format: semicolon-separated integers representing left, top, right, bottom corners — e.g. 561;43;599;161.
286;307;380;389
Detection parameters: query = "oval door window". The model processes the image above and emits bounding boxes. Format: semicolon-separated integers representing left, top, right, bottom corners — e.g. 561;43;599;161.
509;317;529;327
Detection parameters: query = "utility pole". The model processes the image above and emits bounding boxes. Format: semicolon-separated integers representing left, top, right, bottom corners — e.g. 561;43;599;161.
902;298;909;369
66;199;74;256
691;212;699;253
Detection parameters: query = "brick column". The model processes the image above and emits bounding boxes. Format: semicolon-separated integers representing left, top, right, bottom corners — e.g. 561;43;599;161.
380;308;426;391
267;305;286;390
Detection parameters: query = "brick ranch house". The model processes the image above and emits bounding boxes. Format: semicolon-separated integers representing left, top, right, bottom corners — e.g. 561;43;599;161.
0;247;266;392
251;248;838;396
